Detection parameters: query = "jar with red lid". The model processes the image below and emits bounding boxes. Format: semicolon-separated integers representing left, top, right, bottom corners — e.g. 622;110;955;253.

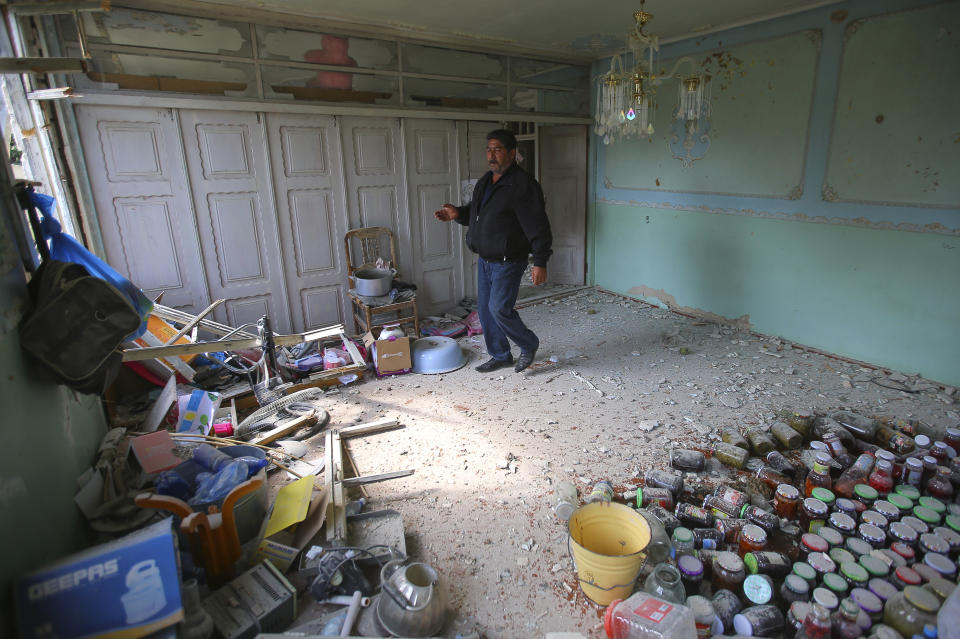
800;533;829;561
712;551;746;591
714;485;751;510
930;442;951;466
892;566;922;589
889;541;915;564
738;523;768;557
740;504;780;532
799;497;828;533
774;484;801;519
868;460;895;496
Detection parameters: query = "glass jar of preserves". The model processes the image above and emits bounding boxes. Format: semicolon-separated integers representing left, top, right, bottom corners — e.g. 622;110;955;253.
712;551;746;591
835;454;876;498
872;500;900;523
799;498;829;533
792;560;817;587
834;498;860;518
944;427;960;455
738;524;768;557
637;486;675;510
787;601;813;639
811;586;840;612
817;526;844;550
721;427;750;451
671;447;706;471
714;485;750;510
714;442;749;469
918;532;950;556
868;577;899;604
922;576;957;603
742;573;775;605
850;586;884;623
746;429;777;456
829;547;857;567
839;561;870;589
882;586;940;638
645;469;684;496
810;487;836;510
691;527;724;550
772;421;803;449
921;456;939;486
921;553;956;580
901;515;930;536
800;533;829;561
912;506;941;529
715;518;750;544
857;523;887;549
831;598;863;639
767;450;799;477
892;566;923;590
712;588;743;634
932;525;960;556
702;494;741;519
807;551;837;579
861;510;889;531
930;441;951;466
874;426;915;456
788;408;815;436
744;551;791;579
926;468;954;501
676;503;714;528
775;484;802;519
858;554;890;580
822;572;850;598
828;511;857;538
844;536;873;559
889;520;921;547
756;465;792;490
806;452;834;497
677;553;705;597
740;504;780;532
895;482;922;502
903;458;925;487
889;541;916;565
853;484;879;509
911;562;940;583
887;493;913;518
917;496;946;517
868;460;895;496
781;573;811;606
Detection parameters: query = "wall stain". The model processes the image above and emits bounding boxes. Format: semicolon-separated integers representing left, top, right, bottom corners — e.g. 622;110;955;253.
627;284;753;329
598;197;960;236
0;476;28;507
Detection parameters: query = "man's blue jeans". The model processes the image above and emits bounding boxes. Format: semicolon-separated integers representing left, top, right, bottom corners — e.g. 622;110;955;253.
477;257;539;361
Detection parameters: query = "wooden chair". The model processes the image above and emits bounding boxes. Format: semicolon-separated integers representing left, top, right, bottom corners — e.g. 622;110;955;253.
344;226;419;337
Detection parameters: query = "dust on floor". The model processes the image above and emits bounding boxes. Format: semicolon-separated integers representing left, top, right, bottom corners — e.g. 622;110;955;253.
285;288;958;639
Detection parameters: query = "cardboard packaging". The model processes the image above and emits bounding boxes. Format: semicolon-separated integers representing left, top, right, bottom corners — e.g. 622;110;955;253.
15;518;183;639
253;476;329;572
362;331;411;376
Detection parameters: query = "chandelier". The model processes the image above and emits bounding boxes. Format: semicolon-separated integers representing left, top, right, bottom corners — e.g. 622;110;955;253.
595;2;712;148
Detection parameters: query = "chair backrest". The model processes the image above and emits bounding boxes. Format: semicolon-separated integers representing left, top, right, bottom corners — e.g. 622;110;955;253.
344;226;398;277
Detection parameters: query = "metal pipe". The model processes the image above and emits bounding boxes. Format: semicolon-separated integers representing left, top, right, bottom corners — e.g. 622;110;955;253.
340;590;363;636
320;593;371;608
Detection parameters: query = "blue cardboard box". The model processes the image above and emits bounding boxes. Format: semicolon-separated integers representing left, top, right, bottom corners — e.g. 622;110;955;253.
15;518;183;639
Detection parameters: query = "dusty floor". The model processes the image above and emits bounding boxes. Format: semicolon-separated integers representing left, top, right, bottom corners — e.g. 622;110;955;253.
285;287;958;639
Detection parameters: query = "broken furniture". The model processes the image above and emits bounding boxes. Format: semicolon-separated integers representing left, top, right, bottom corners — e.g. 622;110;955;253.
345;226;420;338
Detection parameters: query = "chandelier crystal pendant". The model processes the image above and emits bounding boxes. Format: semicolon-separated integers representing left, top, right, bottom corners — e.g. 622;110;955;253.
595;1;714;153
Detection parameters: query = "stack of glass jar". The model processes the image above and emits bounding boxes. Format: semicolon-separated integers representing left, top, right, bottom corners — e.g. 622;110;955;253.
601;412;960;639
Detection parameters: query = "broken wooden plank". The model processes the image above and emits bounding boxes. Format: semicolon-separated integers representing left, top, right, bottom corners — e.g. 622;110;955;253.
339;417;402;438
249;411;318;446
152;304;257;338
121;325;344;361
163;298;224;345
341;440;369;499
341;469;414;487
27;87;77;100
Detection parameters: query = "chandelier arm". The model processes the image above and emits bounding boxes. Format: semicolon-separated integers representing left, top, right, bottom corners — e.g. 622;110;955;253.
662;56;701;81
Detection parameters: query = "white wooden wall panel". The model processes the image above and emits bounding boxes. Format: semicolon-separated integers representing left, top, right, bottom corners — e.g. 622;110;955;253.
266;113;349;332
539;125;587;285
74;105;207;311
179;110;293;332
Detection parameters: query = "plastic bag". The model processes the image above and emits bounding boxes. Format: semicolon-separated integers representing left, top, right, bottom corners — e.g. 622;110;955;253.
30;191;152;338
156;470;191;501
189;460;248;505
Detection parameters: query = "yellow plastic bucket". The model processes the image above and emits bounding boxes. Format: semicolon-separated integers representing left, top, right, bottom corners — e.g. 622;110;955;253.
568;501;651;605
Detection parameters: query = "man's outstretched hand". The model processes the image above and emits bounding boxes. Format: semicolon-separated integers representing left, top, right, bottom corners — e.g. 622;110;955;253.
434;203;458;222
531;266;547;285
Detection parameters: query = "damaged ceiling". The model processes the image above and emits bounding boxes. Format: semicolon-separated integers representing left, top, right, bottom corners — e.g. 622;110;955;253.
126;0;839;60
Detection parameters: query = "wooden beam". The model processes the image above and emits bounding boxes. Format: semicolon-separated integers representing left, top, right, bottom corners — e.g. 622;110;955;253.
27;87;77;100
162;298;224;345
249;411;318;446
121;325;345;361
7;0;109;15
341;469;414;487
338;418;402;439
0;58;86;73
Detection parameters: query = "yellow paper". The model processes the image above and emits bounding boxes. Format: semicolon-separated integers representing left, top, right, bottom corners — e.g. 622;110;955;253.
263;474;315;538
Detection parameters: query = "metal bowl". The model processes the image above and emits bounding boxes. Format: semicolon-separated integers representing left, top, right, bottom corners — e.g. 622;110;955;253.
411;337;465;374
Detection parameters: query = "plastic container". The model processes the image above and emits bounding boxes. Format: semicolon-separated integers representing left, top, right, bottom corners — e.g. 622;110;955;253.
604;592;696;639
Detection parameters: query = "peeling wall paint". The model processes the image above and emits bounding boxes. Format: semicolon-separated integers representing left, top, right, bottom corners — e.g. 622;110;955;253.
627;284;753;329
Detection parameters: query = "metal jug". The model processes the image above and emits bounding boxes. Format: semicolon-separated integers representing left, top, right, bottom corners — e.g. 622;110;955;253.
376;559;446;637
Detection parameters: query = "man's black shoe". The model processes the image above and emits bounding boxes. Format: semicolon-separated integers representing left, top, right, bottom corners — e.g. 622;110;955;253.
514;350;536;373
475;356;514;373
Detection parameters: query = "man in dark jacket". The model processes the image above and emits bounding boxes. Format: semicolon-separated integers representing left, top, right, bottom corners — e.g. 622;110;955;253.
434;129;552;373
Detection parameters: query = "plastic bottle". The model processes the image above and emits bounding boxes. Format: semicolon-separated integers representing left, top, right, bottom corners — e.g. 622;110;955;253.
192;444;233;472
603;591;696;639
554;480;578;520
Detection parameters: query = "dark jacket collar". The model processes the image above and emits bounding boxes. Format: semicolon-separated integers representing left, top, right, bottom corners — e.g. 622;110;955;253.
482;162;521;188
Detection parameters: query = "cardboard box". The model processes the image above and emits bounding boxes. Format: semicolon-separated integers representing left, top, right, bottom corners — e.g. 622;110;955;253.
15;519;183;639
362;331;411;376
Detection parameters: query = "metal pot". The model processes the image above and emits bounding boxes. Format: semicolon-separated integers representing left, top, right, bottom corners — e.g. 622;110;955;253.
352;268;393;297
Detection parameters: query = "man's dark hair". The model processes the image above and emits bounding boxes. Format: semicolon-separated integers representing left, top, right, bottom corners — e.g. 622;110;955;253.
486;129;517;150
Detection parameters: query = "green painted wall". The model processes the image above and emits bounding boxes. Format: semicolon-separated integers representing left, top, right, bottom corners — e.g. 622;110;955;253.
590;0;960;386
0;208;107;634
